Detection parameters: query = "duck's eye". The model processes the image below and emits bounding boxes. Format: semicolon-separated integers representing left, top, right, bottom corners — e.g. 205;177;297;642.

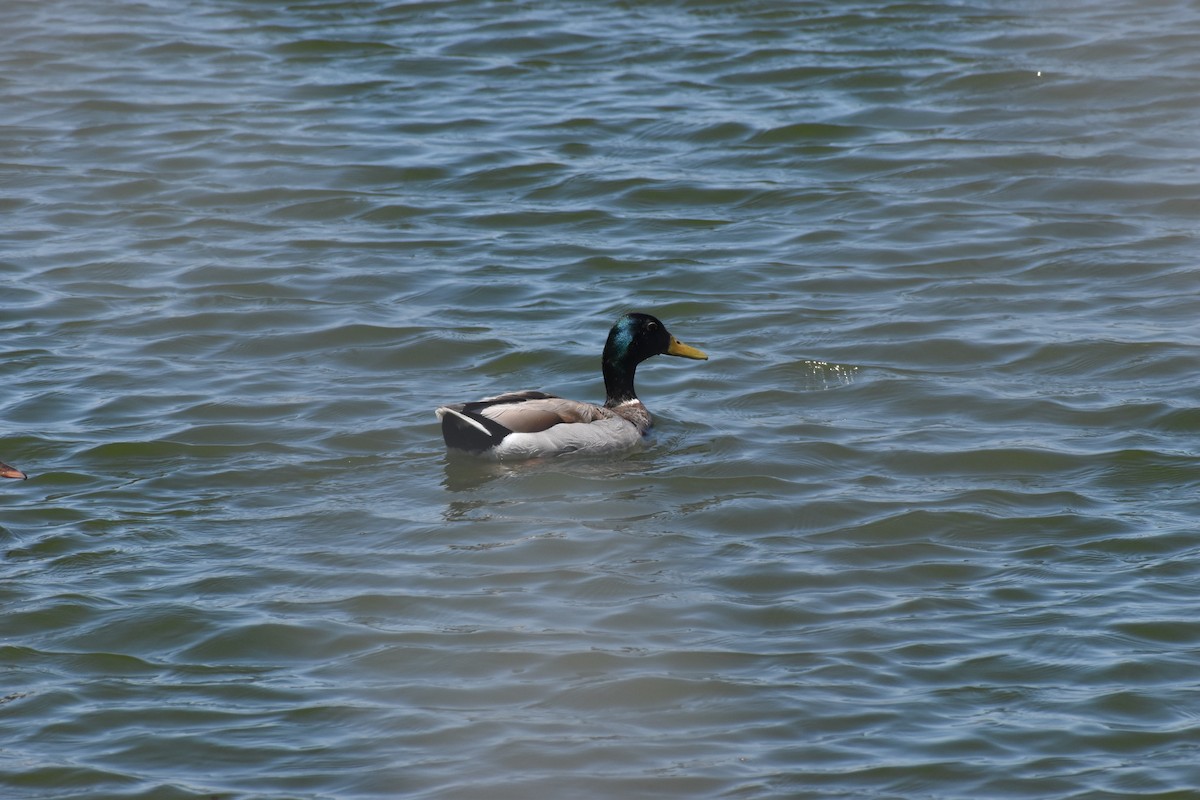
647;322;658;331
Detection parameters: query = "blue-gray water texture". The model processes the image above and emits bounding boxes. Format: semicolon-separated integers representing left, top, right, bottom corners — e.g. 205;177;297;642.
4;1;1200;798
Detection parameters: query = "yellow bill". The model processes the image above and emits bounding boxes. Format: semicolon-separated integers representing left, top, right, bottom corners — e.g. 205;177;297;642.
666;335;708;360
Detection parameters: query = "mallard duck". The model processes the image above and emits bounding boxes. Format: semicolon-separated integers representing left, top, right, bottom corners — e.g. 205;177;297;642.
0;460;27;480
436;312;708;459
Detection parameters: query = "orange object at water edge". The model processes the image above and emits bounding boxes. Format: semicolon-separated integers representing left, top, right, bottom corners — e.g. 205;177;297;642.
0;460;27;480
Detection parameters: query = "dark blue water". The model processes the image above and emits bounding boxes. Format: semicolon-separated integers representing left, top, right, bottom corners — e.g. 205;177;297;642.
4;1;1200;797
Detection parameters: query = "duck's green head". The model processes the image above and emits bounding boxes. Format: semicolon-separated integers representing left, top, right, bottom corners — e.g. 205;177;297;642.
602;313;707;405
605;312;708;365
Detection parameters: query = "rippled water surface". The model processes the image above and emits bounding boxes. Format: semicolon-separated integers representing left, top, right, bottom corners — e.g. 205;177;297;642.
5;1;1200;797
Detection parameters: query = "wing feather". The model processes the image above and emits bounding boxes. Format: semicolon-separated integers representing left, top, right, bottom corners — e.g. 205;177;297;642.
437;391;640;458
478;397;610;433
